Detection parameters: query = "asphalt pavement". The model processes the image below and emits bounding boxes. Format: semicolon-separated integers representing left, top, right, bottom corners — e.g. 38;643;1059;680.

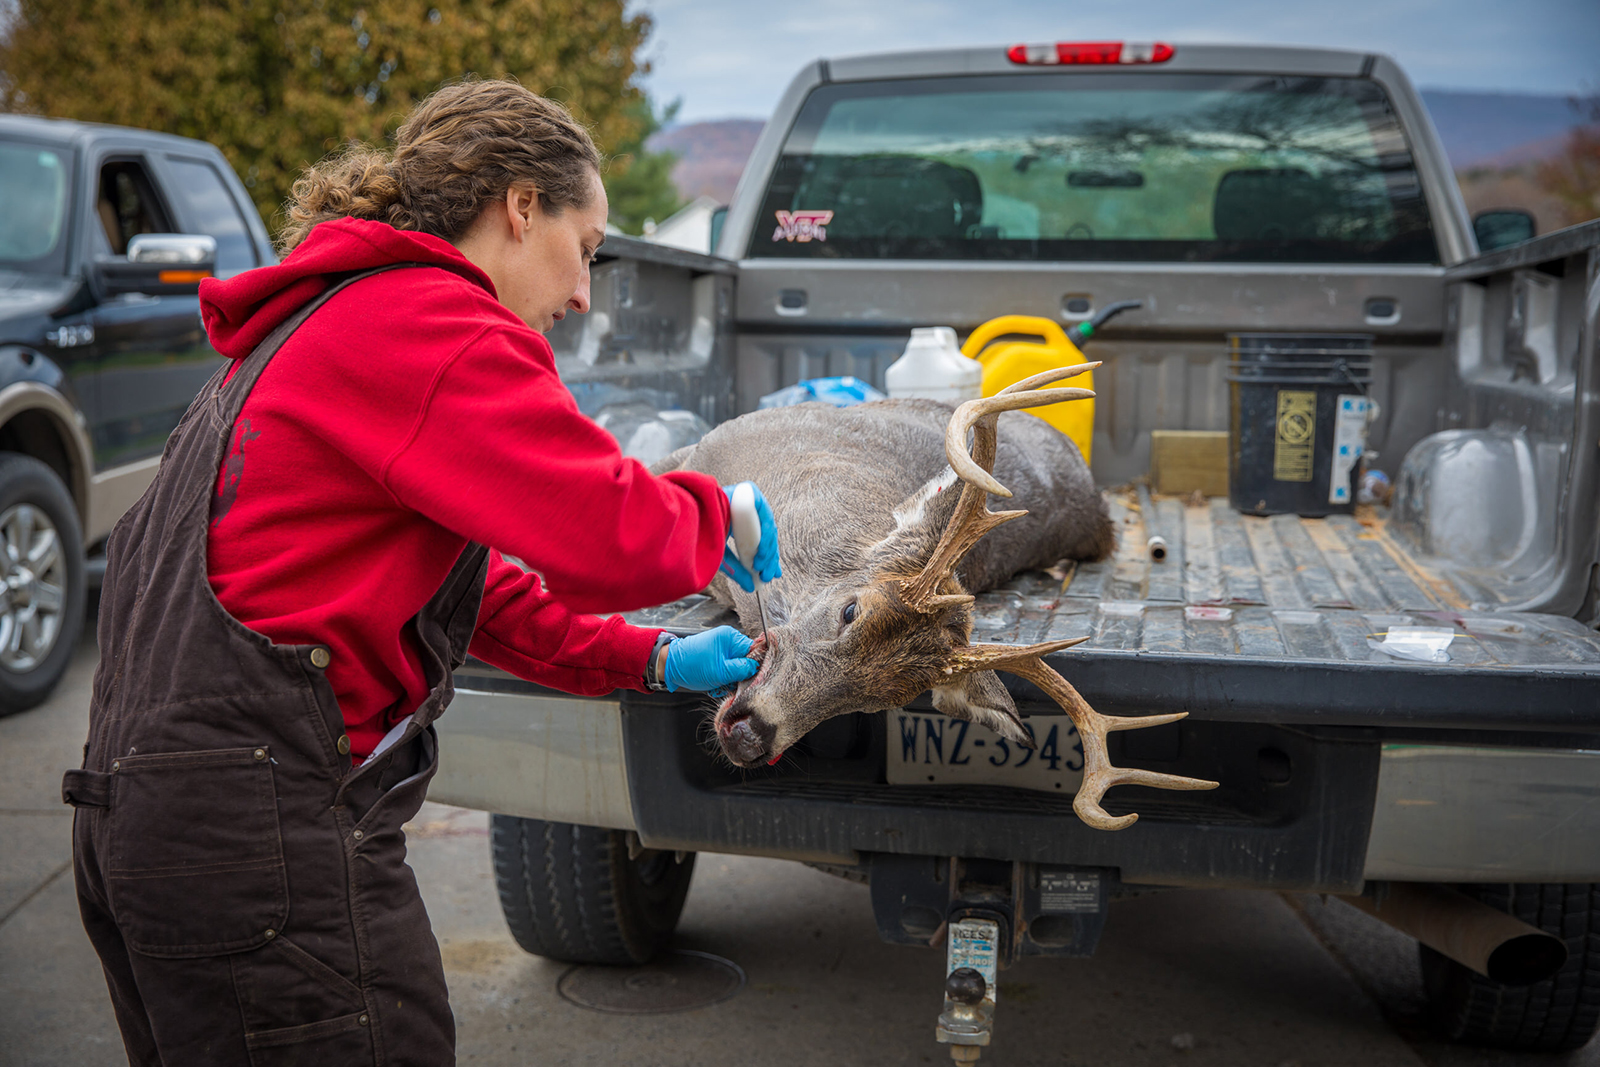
2;626;1595;1067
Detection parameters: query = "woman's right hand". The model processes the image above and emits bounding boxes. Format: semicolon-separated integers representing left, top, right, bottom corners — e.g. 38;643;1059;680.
719;483;781;592
662;627;759;695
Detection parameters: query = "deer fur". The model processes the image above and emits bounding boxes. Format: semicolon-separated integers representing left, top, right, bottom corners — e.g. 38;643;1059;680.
652;397;1114;768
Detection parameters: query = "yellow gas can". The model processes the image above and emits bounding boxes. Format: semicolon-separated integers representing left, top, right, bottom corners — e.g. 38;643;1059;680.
962;315;1096;463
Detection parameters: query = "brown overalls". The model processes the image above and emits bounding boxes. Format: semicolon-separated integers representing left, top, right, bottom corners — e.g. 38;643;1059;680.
64;267;489;1066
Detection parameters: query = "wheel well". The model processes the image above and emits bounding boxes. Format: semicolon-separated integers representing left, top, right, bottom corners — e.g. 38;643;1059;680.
0;410;82;516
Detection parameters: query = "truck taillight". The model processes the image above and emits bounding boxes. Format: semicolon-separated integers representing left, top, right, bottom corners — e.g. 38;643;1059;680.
1006;41;1175;65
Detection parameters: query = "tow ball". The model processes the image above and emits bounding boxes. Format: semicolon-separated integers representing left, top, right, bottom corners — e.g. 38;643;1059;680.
936;919;1000;1064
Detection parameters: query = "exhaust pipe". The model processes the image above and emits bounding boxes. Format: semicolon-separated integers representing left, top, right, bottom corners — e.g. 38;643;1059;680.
1338;882;1567;986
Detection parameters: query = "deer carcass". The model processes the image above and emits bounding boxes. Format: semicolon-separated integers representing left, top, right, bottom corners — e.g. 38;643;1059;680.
653;365;1217;829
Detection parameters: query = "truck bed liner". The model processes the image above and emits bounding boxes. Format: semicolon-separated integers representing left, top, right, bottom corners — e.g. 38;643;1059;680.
621;490;1600;733
1045;488;1594;667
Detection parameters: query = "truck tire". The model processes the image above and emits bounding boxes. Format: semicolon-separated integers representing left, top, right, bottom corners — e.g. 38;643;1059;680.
1421;882;1600;1052
489;815;694;965
0;453;85;716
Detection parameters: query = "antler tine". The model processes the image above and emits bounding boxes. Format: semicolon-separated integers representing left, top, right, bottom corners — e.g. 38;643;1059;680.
945;386;1096;497
996;361;1101;397
953;641;1218;831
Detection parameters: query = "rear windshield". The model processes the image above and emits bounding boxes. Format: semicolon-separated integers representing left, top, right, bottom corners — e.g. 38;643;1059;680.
0;141;71;273
749;73;1438;264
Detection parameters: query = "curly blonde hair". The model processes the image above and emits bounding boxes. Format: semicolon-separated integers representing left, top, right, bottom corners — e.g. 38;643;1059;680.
279;78;601;252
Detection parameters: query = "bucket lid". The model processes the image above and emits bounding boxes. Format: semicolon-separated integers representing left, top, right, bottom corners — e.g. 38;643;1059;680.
1230;332;1375;357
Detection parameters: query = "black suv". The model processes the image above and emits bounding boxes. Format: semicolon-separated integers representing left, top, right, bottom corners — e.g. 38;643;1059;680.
0;115;276;710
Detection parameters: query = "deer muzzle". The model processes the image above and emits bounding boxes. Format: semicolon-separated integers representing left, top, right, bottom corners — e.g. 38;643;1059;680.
714;633;778;765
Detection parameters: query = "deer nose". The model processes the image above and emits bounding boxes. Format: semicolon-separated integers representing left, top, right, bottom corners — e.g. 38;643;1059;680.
724;717;767;764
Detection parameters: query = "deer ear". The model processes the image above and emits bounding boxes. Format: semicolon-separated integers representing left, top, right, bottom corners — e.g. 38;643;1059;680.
931;670;1036;749
870;467;964;566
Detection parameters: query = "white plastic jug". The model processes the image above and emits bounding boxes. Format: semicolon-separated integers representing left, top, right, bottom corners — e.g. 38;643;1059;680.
885;326;983;403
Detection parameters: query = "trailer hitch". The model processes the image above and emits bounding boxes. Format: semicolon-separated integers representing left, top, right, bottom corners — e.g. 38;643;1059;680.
873;856;1115;1063
936;918;1001;1064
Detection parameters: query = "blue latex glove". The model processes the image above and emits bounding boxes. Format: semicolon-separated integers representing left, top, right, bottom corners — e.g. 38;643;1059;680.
719;483;782;593
663;626;759;695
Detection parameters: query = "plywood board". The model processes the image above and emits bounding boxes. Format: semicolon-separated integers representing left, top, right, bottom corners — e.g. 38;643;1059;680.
1151;430;1229;497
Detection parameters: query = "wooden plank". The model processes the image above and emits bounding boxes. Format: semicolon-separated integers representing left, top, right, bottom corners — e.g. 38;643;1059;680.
1151;430;1230;497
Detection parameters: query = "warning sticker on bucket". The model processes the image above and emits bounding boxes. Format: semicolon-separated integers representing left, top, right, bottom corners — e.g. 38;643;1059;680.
1273;389;1316;482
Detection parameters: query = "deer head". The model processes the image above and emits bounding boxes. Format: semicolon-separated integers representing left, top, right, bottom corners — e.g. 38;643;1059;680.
711;366;1217;829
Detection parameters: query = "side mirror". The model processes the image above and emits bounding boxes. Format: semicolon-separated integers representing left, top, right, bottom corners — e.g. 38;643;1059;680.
1472;210;1536;252
92;233;217;297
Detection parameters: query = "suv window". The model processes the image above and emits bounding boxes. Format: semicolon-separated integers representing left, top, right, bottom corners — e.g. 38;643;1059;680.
164;156;258;274
750;73;1439;264
0;142;71;273
96;159;174;255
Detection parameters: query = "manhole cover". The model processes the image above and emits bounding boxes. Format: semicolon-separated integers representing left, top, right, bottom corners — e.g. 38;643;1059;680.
557;950;745;1014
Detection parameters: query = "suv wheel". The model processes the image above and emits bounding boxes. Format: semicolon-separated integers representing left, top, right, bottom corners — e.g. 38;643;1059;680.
489;815;694;965
1421;882;1600;1051
0;454;85;716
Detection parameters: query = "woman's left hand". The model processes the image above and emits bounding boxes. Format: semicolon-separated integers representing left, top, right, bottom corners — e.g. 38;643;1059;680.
719;483;781;592
662;627;759;695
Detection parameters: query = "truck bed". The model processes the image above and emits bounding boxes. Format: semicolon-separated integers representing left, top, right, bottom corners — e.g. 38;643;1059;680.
1050;488;1591;666
621;489;1600;733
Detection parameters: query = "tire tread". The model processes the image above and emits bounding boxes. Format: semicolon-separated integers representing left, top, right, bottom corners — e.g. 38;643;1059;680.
490;815;691;966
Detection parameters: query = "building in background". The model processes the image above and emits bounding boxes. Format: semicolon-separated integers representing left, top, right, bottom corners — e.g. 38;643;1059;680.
640;195;721;252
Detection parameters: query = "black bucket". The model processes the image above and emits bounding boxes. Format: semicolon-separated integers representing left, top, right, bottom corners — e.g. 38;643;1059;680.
1227;334;1374;517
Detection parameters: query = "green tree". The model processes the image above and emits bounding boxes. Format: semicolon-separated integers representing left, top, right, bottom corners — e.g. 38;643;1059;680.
0;0;654;236
604;94;683;235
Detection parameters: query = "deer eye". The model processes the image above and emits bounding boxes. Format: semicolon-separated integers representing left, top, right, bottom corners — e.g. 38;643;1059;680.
841;602;858;626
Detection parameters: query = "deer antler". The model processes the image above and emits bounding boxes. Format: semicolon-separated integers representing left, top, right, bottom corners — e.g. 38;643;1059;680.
951;639;1218;830
907;363;1219;830
898;363;1098;611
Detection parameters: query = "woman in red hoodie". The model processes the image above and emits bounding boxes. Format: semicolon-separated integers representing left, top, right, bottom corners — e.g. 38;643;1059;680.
68;79;778;1066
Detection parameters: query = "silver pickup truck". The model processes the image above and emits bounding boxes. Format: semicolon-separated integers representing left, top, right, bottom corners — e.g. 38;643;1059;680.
431;42;1600;1053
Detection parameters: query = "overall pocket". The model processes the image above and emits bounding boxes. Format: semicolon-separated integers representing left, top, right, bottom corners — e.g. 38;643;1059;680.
233;936;375;1067
107;746;289;957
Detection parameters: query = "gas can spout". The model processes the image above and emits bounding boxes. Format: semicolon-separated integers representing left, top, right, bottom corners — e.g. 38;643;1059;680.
1065;298;1143;347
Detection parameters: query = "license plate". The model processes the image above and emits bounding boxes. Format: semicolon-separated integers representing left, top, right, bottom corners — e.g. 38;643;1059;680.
886;711;1083;794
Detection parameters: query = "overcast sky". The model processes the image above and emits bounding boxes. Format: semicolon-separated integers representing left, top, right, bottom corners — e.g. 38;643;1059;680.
634;0;1600;123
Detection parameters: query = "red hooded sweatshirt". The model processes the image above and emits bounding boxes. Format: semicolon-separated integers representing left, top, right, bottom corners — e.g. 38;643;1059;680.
199;218;729;758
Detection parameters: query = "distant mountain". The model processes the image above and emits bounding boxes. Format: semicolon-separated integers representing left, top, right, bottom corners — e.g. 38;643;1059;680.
648;92;1589;206
647;119;765;204
1418;90;1585;170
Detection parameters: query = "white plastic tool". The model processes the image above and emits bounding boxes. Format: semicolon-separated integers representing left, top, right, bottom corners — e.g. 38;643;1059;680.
729;482;771;642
